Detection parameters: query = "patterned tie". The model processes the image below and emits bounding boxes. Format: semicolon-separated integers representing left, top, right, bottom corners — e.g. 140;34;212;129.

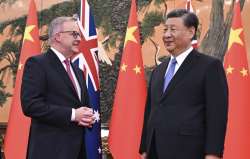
64;59;77;92
163;58;177;92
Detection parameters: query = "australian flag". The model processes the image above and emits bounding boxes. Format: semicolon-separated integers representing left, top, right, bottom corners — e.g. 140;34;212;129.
72;0;102;158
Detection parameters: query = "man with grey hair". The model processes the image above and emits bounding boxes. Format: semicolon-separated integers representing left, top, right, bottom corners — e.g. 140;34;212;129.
21;16;94;159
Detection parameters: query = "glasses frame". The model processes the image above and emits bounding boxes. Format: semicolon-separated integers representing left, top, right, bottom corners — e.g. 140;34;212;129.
57;31;82;39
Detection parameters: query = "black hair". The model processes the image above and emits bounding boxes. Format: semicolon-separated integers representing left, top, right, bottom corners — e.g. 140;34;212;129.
166;9;199;36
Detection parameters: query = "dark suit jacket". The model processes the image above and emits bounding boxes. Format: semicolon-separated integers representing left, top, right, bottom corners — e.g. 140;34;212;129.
21;49;89;159
140;50;228;159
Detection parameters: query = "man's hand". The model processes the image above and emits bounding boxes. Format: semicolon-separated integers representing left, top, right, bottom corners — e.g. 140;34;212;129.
205;155;221;159
141;152;147;159
75;107;95;127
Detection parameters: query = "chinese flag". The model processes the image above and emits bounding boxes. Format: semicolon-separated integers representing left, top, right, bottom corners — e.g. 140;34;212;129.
223;0;250;159
108;0;147;158
4;0;41;158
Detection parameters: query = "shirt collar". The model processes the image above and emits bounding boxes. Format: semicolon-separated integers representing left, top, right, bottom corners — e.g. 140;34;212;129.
50;47;67;63
170;46;193;65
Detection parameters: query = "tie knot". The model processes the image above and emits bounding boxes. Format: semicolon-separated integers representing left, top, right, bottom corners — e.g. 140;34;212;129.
170;58;177;65
64;59;70;66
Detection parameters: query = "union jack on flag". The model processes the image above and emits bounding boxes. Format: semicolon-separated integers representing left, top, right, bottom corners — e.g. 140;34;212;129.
72;0;102;158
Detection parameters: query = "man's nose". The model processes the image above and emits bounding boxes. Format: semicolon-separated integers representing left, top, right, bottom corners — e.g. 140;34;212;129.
76;34;81;41
163;30;172;38
163;34;171;41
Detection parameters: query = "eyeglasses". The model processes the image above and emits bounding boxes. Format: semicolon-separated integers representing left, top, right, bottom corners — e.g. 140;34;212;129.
57;31;82;39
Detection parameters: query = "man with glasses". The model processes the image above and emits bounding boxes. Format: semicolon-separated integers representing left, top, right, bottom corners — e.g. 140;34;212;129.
21;16;94;159
140;9;228;159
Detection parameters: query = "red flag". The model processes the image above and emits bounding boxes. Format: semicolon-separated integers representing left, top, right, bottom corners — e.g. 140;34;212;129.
4;0;41;158
223;0;250;159
108;0;147;158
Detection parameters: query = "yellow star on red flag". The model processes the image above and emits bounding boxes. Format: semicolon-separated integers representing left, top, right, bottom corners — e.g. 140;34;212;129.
226;65;234;74
124;26;137;46
121;63;128;72
23;25;36;43
228;28;243;50
133;65;141;74
240;67;248;77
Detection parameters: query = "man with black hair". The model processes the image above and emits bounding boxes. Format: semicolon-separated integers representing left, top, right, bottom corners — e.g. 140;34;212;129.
140;9;228;159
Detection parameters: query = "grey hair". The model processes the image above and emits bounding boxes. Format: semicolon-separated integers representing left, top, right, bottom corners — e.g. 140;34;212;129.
48;16;77;43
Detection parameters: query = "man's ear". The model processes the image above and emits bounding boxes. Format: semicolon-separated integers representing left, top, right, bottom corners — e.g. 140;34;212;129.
187;26;195;40
54;33;61;42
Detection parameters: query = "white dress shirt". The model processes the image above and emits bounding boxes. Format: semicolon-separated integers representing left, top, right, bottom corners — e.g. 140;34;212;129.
165;46;193;76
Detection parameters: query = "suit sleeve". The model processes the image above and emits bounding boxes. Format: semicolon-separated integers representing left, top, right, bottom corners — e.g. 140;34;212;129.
204;59;228;157
21;57;72;127
139;69;154;154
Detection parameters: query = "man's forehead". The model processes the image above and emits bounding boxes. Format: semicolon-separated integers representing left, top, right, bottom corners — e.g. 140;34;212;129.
63;21;77;26
62;21;79;30
165;17;184;26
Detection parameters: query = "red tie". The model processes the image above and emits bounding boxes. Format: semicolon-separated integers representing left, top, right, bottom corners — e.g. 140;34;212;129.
64;59;77;92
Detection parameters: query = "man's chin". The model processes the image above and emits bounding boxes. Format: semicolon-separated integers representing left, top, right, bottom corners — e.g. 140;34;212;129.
166;47;175;53
164;44;175;51
72;49;80;54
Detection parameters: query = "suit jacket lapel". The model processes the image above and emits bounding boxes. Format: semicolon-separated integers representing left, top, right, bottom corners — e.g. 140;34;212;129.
47;49;79;100
158;58;170;98
161;51;197;100
71;63;86;102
